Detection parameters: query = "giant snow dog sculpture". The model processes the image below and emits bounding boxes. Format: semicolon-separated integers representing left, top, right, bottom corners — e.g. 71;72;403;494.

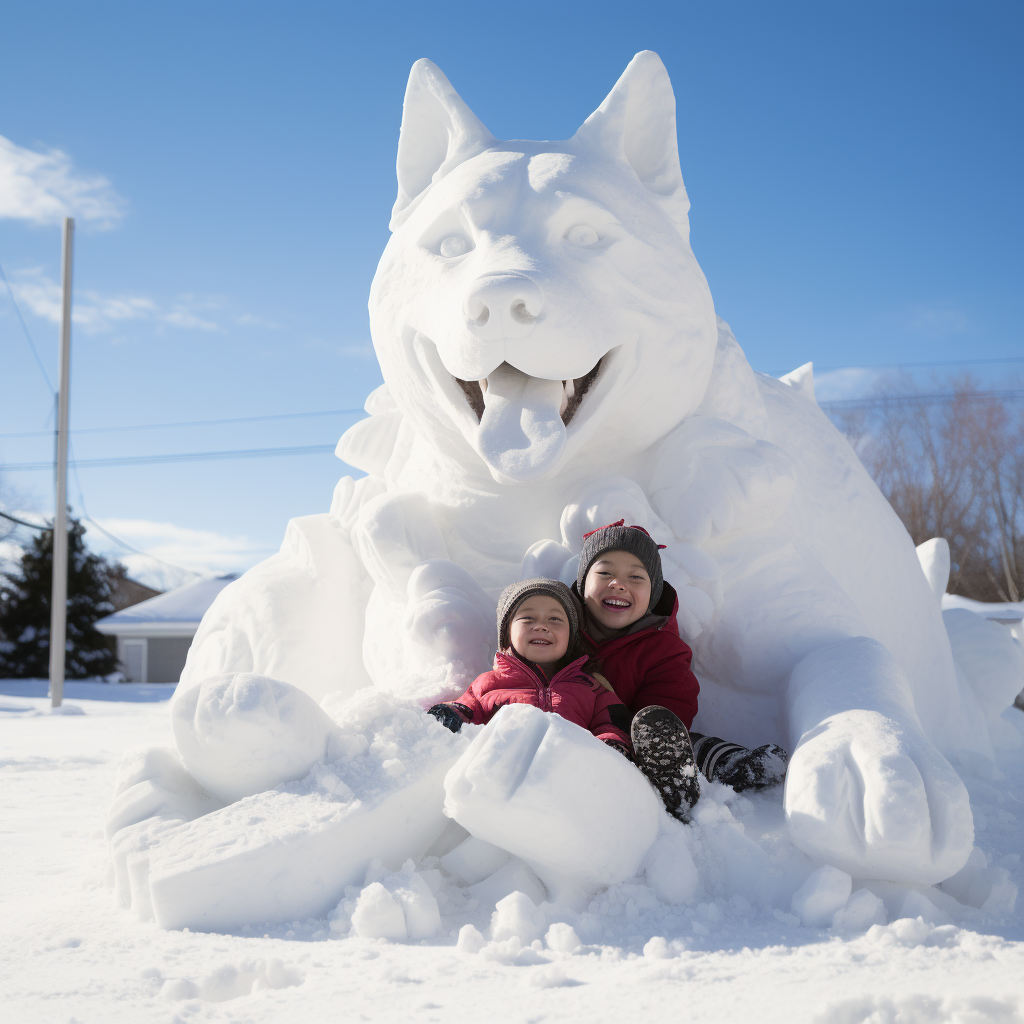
107;52;1023;930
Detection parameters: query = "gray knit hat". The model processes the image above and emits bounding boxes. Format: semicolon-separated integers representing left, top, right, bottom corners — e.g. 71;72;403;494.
497;578;579;652
576;520;665;610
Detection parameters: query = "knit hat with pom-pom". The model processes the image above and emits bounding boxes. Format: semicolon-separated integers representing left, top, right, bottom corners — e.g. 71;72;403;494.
576;520;665;610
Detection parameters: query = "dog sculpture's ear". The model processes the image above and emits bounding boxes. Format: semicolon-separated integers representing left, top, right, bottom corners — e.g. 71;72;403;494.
573;51;690;235
391;59;496;230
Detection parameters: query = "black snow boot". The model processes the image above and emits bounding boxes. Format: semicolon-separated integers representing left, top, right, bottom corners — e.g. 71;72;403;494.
690;733;789;792
630;705;701;822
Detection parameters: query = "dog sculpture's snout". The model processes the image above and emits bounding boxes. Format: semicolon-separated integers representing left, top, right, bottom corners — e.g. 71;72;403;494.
464;275;544;339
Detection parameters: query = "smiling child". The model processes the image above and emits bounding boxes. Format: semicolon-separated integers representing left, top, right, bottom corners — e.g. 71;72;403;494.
427;578;632;754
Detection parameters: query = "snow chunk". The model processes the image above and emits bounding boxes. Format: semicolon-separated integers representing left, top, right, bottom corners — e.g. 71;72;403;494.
791;865;852;927
831;888;887;933
545;922;581;953
160;958;302;1002
350;883;408;940
643;819;699;905
333;860;442;940
489;891;546;945
344;860;440;937
456;923;486;954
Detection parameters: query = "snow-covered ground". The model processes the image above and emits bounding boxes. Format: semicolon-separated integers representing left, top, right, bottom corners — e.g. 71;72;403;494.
2;679;1023;1024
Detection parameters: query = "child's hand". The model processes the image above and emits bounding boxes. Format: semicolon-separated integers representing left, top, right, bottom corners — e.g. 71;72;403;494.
428;703;465;733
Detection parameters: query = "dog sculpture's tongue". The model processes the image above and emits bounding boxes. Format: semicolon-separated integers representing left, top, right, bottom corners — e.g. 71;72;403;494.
477;363;567;482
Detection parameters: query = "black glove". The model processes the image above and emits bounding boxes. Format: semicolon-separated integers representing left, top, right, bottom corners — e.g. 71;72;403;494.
428;703;465;733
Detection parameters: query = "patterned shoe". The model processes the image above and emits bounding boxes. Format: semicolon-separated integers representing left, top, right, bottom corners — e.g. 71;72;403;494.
630;705;700;821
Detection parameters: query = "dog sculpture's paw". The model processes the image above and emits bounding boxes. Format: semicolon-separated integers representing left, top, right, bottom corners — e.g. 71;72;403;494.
784;709;974;885
105;745;223;918
170;673;343;803
402;559;497;682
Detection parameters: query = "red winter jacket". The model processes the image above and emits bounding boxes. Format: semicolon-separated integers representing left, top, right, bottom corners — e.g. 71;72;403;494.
572;581;700;729
442;651;632;748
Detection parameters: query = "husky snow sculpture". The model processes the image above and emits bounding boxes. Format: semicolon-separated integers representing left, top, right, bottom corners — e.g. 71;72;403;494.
119;53;1023;914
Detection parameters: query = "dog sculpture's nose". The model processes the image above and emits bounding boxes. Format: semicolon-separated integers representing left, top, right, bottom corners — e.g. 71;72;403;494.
464;274;544;339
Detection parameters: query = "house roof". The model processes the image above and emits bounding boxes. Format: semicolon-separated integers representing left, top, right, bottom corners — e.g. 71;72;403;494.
942;593;1024;624
94;573;239;636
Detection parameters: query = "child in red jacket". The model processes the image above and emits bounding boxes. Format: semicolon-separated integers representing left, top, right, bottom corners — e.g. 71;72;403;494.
571;521;788;818
428;578;632;754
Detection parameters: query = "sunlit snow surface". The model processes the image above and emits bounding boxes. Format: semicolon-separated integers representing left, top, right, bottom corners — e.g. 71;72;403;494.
2;680;1022;1024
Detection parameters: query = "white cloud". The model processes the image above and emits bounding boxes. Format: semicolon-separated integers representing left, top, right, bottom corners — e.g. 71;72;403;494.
907;307;969;334
813;367;882;402
6;267;219;335
0;135;126;228
303;337;377;359
83;518;276;590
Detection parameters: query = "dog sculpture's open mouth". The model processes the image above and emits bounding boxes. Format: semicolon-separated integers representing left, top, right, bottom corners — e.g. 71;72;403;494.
412;332;622;484
454;362;602;427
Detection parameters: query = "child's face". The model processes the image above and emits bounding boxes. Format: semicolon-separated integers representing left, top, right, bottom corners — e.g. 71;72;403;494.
584;550;652;630
509;594;571;665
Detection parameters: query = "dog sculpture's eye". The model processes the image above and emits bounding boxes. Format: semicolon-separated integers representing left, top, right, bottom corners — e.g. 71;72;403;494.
565;224;600;247
439;235;471;258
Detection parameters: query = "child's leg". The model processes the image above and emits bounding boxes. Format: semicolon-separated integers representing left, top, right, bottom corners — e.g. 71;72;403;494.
690;732;789;791
630;706;700;821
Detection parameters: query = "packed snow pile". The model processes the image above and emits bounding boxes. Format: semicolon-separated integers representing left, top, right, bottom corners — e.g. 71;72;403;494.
103;50;1024;940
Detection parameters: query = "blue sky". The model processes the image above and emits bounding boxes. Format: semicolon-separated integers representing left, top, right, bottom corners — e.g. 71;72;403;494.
1;0;1021;583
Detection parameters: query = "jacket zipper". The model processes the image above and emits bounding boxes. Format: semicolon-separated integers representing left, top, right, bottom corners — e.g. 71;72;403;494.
530;665;552;711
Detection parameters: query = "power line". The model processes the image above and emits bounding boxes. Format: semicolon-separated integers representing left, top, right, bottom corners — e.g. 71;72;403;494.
3;442;339;472
816;356;1024;372
0;260;55;394
0;407;366;440
4;391;1022;470
766;355;1024;376
820;389;1024;411
0;509;51;531
67;439;203;578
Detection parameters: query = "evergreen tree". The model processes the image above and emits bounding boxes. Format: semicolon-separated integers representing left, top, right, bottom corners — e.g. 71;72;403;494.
0;515;118;678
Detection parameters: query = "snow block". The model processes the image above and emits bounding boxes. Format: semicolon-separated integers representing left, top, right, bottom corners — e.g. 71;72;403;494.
467;857;547;911
443;704;660;897
440;835;511;885
832;888;887;933
940;847;1018;916
147;758;454;932
791;864;852;927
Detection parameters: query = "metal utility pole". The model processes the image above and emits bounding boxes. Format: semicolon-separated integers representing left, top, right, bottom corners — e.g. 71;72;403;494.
49;217;74;708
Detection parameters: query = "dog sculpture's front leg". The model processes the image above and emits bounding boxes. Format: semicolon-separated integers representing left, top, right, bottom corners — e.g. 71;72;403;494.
701;536;974;886
354;489;496;700
785;637;973;885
